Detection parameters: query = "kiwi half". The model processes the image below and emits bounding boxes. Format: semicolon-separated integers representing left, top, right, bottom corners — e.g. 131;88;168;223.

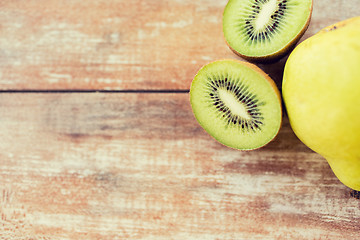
190;59;282;150
223;0;313;62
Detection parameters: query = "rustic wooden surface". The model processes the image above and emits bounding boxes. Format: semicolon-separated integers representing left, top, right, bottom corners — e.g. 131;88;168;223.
0;0;359;239
0;0;359;90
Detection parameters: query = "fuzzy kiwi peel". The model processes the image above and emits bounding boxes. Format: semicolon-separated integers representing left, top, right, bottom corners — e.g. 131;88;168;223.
223;0;313;63
190;59;282;150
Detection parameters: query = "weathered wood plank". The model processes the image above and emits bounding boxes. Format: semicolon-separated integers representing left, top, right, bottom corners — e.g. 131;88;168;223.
0;0;359;90
0;93;359;239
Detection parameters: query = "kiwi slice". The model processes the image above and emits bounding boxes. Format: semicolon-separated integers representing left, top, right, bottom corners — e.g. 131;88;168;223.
223;0;313;62
190;59;282;150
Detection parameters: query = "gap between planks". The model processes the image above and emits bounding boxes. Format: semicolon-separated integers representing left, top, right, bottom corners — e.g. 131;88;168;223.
0;89;190;94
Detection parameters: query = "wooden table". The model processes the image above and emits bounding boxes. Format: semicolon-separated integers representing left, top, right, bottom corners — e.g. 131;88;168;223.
0;1;359;239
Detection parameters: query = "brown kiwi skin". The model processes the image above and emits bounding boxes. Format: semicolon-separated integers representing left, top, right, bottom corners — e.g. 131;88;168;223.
190;59;283;151
224;1;313;64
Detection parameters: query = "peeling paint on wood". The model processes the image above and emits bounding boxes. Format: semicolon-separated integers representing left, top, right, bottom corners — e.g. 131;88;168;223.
0;0;359;239
0;0;359;90
0;93;359;239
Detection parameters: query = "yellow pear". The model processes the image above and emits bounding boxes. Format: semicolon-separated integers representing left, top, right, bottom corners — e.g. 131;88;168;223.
282;16;360;191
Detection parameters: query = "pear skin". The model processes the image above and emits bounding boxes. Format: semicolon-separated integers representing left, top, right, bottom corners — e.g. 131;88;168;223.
282;17;360;191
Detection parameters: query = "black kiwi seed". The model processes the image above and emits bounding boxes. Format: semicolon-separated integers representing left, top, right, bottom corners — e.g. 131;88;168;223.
207;77;265;131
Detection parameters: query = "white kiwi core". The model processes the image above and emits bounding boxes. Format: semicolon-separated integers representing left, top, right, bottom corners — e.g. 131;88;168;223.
255;0;278;31
218;88;251;120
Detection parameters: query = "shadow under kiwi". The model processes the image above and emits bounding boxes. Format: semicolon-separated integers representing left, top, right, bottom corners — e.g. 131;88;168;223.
256;54;289;92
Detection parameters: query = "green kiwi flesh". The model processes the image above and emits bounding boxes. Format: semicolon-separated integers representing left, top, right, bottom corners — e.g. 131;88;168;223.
190;59;282;150
223;0;313;62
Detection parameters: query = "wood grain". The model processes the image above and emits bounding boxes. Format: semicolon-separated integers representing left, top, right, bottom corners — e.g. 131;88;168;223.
0;0;359;90
1;0;359;239
0;93;359;239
